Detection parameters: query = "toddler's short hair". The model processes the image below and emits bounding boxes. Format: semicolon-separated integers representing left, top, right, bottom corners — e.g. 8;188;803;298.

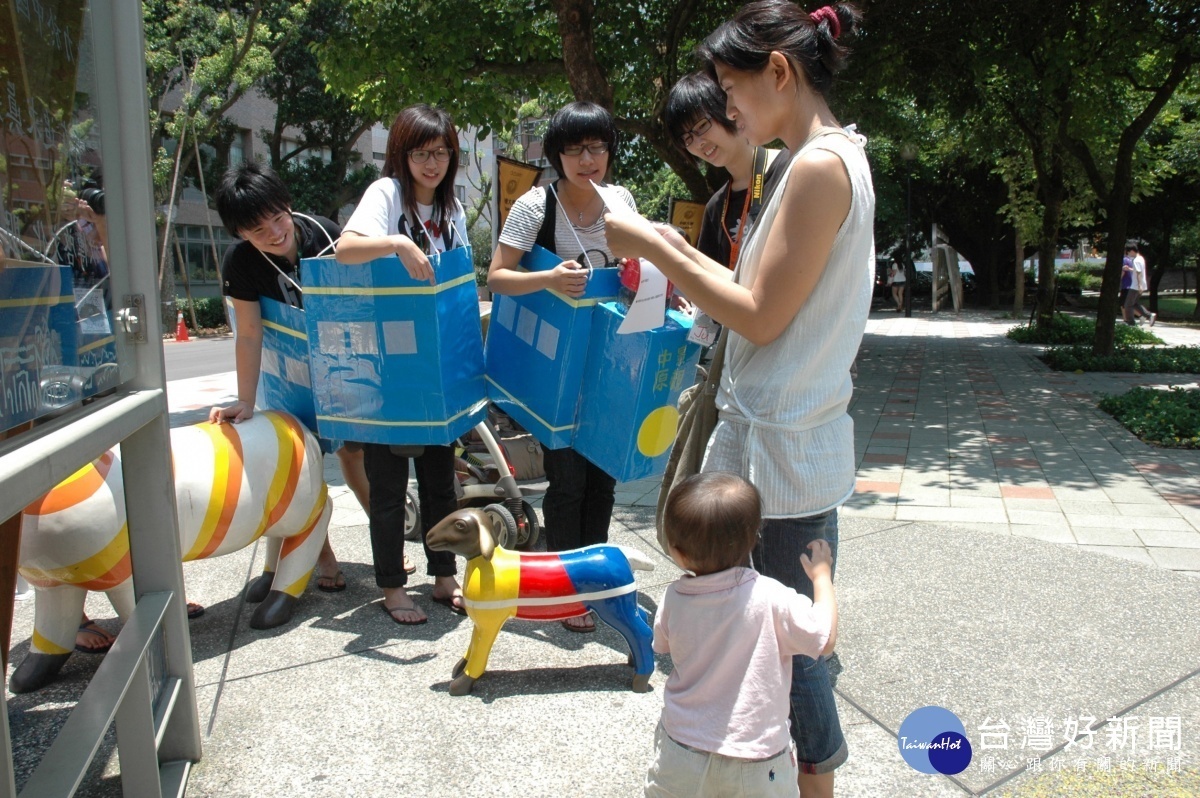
664;472;761;575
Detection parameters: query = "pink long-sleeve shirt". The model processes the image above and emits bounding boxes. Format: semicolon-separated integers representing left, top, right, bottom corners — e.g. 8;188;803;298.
653;567;832;759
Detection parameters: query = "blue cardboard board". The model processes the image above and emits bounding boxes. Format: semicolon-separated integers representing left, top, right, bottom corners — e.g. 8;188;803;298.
574;302;701;482
485;244;620;448
257;298;321;437
301;247;487;446
0;263;81;432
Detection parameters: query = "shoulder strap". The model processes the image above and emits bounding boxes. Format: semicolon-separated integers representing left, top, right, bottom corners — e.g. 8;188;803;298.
747;147;770;221
535;182;557;254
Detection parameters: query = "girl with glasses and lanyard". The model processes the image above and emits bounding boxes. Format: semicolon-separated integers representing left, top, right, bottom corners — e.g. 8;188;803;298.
664;71;788;270
487;101;638;633
337;104;470;625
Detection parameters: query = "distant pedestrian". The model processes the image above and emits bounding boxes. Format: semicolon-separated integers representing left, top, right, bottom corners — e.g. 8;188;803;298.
646;472;837;798
1122;242;1154;326
888;259;905;312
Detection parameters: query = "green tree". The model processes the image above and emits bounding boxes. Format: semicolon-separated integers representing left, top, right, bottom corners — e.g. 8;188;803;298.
259;0;381;221
144;0;304;295
317;0;743;206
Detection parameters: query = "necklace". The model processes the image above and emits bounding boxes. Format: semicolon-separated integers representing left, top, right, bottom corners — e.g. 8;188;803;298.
564;191;599;225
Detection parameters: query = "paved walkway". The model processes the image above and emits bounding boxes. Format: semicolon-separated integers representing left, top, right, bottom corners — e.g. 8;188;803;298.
7;310;1200;796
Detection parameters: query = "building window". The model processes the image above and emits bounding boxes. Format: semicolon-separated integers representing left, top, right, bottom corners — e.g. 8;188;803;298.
229;130;247;166
459;149;470;167
373;151;385;161
173;224;235;285
455;184;467;204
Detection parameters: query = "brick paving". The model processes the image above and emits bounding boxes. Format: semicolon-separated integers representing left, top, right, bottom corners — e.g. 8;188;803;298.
847;309;1200;576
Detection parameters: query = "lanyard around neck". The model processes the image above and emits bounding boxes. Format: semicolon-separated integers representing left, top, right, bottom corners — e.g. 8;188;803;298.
721;146;770;269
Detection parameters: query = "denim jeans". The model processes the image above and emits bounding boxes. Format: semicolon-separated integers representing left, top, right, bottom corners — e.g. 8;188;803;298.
752;510;848;774
362;443;457;588
542;447;616;551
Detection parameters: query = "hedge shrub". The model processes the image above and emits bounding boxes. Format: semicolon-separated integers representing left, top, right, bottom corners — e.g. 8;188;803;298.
176;296;228;329
1007;315;1161;346
1099;387;1200;448
1041;344;1200;373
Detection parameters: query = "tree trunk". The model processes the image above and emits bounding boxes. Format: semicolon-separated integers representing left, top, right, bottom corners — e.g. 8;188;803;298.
1091;200;1130;356
1149;216;1172;312
1013;230;1024;316
552;0;612;109
1034;204;1062;331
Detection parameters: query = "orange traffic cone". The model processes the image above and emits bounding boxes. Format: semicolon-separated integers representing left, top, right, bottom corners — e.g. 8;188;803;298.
176;310;190;342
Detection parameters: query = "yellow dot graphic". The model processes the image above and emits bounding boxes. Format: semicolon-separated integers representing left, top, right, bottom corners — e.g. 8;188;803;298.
637;406;680;458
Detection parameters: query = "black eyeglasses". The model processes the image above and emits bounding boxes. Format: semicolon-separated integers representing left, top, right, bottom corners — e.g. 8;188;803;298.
681;117;714;148
561;142;609;157
409;147;452;164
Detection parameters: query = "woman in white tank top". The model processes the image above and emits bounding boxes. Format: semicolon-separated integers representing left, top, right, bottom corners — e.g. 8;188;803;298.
607;3;872;795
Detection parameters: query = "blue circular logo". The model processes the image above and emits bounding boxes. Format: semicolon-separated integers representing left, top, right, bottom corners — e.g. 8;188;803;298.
898;706;973;775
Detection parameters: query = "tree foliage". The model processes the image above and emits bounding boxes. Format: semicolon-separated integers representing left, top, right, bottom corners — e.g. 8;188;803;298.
317;0;744;204
259;0;381;220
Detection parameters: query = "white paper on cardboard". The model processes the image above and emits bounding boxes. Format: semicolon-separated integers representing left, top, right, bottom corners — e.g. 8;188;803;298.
591;180;640;220
617;258;668;334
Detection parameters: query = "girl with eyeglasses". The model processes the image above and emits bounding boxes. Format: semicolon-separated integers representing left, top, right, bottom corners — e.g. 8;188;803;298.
607;3;870;794
487;101;637;633
664;71;788;270
337;104;469;625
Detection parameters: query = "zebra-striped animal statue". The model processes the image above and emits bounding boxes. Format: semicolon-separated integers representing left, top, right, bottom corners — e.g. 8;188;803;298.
12;410;331;693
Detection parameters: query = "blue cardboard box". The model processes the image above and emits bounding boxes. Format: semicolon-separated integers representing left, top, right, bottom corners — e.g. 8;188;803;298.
573;302;701;482
485;244;620;448
301;247;487;446
256;298;321;438
0;263;80;432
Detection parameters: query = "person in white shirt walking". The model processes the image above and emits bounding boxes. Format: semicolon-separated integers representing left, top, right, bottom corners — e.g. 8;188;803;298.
1123;242;1155;326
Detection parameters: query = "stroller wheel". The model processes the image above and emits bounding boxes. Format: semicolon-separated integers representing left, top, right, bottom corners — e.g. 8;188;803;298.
404;487;422;541
517;500;541;550
482;503;519;550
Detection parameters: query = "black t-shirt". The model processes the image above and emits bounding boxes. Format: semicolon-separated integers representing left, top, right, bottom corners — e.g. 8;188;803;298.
695;149;791;269
220;213;341;309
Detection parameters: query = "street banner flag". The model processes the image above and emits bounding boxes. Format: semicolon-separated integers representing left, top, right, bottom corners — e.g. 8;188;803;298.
497;156;543;230
668;198;705;246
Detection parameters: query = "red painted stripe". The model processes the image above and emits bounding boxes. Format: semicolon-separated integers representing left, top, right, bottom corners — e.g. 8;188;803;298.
518;556;575;599
516;602;588;621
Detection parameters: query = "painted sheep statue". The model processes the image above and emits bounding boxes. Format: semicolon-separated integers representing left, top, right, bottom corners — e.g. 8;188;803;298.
13;410;331;693
426;507;656;696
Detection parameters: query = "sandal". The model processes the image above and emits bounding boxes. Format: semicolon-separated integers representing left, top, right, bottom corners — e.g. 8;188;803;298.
404;554;416;575
431;593;467;616
186;602;205;620
381;600;427;626
75;620;116;654
561;612;596;633
316;570;347;592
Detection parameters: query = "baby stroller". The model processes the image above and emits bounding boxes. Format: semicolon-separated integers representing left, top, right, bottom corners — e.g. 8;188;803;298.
403;413;542;551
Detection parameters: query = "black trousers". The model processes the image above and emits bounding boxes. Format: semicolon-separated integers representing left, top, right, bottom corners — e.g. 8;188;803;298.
542;447;616;551
362;443;457;588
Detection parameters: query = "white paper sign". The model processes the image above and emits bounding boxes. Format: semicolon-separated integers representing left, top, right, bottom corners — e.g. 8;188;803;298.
618;258;668;334
591;180;640;220
75;287;112;335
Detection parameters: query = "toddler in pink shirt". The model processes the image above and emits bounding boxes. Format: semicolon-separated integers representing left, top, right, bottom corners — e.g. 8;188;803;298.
646;472;837;798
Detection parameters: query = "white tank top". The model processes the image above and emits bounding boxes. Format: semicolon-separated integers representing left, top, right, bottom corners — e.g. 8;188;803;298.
703;127;876;517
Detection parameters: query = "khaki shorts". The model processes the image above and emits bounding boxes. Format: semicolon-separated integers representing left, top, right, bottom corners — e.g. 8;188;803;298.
645;723;799;798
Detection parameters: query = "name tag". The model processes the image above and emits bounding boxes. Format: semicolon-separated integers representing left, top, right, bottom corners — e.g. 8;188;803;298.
687;312;720;347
